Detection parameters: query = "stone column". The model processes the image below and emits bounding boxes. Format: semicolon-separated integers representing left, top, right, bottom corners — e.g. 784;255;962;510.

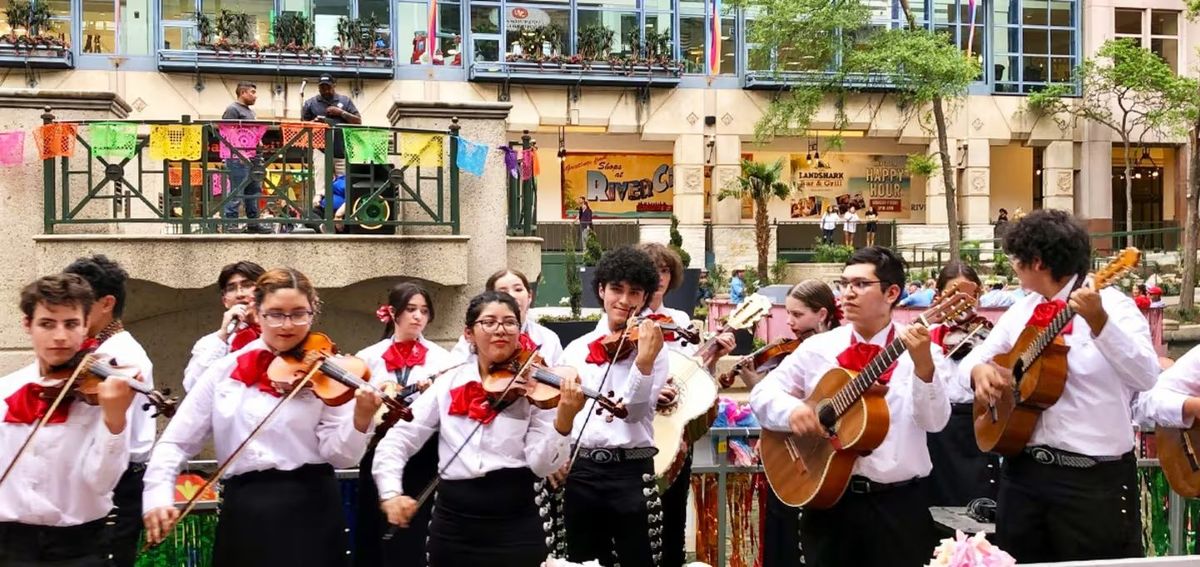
709;134;765;270
388;100;514;344
0;91;130;374
664;133;706;269
1042;140;1076;212
711;135;742;225
960;138;996;250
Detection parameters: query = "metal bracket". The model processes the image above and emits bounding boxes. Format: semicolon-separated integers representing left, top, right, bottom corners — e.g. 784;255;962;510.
569;83;580;104
498;79;511;102
193;69;205;93
24;64;37;88
636;85;651;105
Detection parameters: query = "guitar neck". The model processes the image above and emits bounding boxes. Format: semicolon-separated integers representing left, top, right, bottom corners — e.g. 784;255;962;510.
1020;305;1076;366
831;336;907;418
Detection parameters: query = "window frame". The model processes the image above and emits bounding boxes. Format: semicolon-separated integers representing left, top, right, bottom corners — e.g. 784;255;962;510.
1113;6;1181;74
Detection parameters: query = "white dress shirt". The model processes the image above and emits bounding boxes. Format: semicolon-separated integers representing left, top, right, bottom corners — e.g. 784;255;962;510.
750;323;951;484
372;357;570;498
142;338;373;514
96;330;155;463
356;336;452;401
931;323;975;405
561;327;670;449
183;331;231;392
957;279;1158;456
449;319;564;366
1134;344;1200;429
0;363;130;526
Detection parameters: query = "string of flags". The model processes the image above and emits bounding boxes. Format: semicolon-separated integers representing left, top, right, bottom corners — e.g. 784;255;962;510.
0;122;536;182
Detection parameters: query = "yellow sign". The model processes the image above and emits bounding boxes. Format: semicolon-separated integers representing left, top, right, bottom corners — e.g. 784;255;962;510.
562;153;674;218
788;154;913;220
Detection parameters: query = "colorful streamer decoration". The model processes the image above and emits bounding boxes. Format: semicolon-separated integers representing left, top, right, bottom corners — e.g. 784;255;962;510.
215;123;267;160
400;132;444;167
343;128;392;165
89;122;139;160
0;130;24;166
280;121;328;150
149;124;203;161
35;123;78;160
456;137;488;176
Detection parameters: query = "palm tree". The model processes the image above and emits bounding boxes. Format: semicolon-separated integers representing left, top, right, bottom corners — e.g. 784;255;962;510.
720;159;792;278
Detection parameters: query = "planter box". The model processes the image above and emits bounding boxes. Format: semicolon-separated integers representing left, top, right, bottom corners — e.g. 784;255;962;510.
470;59;681;87
540;319;597;347
157;48;395;79
0;42;73;69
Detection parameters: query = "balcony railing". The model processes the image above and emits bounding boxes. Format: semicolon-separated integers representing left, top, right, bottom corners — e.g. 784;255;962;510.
469;59;682;87
0;36;73;69
40;114;460;235
743;69;897;90
157;48;394;79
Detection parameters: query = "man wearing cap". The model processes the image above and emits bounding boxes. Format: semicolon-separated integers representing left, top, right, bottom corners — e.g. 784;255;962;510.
303;74;360;221
220;81;270;233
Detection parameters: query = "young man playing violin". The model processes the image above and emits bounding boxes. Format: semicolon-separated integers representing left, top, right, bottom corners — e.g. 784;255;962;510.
63;254;155;567
0;274;137;567
960;209;1157;562
555;245;670;567
750;246;950;567
183;260;265;392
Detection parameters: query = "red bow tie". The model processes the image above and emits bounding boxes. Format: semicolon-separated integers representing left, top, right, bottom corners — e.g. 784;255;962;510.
4;382;72;425
81;337;100;352
518;332;539;353
929;325;951;353
585;336;611;365
383;339;427;371
447;381;497;424
230;349;280;397
836;328;897;384
230;324;262;352
1028;299;1073;335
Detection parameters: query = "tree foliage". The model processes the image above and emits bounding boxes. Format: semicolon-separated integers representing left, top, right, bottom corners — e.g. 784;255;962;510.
720;159;792;278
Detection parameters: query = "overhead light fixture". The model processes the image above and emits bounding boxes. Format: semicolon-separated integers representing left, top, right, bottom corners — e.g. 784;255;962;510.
1139;147;1153;165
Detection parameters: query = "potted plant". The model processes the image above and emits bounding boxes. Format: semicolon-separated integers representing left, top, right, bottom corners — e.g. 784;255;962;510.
1;0;68;55
662;214;703;318
576;23;613;68
540;227;600;344
720;159;793;284
579;227;605;308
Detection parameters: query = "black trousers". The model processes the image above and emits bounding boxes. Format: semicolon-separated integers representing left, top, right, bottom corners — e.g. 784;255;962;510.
355;433;438;567
214;463;349;567
995;451;1142;563
0;518;110;567
799;479;937;567
925;404;999;507
659;446;692;567
426;467;547;567
108;462;145;567
565;457;658;567
762;488;803;567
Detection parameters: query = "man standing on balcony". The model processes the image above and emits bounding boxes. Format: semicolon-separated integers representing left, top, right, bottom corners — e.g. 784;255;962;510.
303;74;362;181
221;82;270;234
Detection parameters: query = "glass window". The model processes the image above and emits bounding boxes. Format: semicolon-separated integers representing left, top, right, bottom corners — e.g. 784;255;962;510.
1114;8;1181;73
396;0;459;65
1151;37;1179;73
201;0;274;43
679;14;705;73
437;0;462;64
1150;10;1177;35
397;1;427;62
1114;9;1141;35
311;0;349;49
359;0;387;20
577;10;638;57
471;5;499;34
718;15;735;74
994;0;1075;93
81;0;117;53
504;5;567;58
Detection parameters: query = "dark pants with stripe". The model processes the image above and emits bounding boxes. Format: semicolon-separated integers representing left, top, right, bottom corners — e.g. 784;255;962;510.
0;518;110;567
355;433;438;567
799;478;937;567
565;457;657;567
996;451;1142;563
214;463;349;567
108;462;145;567
762;488;803;567
426;467;547;567
659;447;692;567
925;404;999;507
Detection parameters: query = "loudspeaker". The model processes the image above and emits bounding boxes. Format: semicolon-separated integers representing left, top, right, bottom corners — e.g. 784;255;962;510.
345;163;397;234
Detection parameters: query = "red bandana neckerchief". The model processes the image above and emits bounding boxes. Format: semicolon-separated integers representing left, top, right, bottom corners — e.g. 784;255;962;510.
585;336;611;365
383;339;427;371
230;324;262;351
447;380;498;424
230;349;280;397
835;327;898;384
3;382;72;424
929;324;951;354
518;332;539;353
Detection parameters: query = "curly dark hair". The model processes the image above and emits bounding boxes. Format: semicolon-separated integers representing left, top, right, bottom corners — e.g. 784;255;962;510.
592;245;660;308
64;254;129;318
846;246;908;306
465;290;521;328
1002;209;1090;281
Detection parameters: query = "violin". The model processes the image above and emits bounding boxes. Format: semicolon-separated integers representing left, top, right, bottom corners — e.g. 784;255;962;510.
483;348;628;419
266;332;413;422
44;349;178;418
717;330;816;389
598;313;701;362
940;315;993;361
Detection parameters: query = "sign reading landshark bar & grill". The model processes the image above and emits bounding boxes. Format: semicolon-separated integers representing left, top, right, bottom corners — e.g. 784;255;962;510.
788;154;914;220
562;153;674;219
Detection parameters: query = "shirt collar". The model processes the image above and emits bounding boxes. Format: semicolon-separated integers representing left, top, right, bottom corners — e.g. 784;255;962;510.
850;322;894;346
1046;275;1079;302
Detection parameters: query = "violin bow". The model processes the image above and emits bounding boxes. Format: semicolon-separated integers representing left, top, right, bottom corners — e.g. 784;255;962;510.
945;320;990;360
147;361;324;550
0;355;92;488
565;305;640;474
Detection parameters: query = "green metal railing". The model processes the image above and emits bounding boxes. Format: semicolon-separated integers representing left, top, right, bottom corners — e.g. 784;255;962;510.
40;110;461;235
507;130;537;237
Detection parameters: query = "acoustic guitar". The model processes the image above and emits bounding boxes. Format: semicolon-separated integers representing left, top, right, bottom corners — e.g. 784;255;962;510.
1158;423;1200;498
759;283;977;509
973;248;1140;455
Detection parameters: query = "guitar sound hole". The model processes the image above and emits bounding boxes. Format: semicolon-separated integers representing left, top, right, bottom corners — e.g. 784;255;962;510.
816;403;837;431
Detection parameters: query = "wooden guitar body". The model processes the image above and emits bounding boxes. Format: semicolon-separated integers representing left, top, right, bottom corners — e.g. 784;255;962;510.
653;350;720;479
973;325;1069;455
1157;424;1200;498
760;367;890;509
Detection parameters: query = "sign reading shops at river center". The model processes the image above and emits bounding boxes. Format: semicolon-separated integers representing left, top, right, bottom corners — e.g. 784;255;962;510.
562;153;674;219
787;154;913;220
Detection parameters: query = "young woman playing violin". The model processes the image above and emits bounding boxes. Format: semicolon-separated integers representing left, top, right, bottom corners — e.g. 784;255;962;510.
923;261;999;509
450;269;564;365
373;290;586;567
354;282;452;567
142;268;384;567
0;274;137;567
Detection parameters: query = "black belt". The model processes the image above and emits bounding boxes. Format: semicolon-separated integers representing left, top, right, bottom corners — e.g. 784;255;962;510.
847;475;921;494
1022;446;1129;469
126;462;147;474
950;402;974;415
575;446;658;464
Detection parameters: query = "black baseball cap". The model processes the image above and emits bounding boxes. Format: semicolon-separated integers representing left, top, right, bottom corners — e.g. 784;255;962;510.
318;74;335;85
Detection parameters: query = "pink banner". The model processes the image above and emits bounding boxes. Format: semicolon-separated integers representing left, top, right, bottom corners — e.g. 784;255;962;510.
216;123;267;160
0;131;24;166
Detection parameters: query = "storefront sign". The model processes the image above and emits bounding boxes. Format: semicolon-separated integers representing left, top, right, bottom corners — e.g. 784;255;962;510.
788;155;913;220
562;153;674;218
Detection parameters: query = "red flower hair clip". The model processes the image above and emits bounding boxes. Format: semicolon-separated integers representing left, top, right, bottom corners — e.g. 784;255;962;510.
376;305;392;323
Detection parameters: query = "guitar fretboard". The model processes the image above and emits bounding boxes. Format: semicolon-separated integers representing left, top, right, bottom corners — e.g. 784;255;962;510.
1017;305;1075;373
828;336;907;418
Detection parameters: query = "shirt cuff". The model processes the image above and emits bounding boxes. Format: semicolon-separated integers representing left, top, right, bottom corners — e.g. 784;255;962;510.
142;485;176;514
1156;389;1194;429
764;396;803;431
911;370;945;401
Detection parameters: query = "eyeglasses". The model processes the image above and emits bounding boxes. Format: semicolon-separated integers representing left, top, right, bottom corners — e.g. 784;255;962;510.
474;319;521;334
223;281;256;294
260;310;314;327
835;279;883;292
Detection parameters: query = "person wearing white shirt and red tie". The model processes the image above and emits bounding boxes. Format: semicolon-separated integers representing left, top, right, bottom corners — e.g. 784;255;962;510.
449;269;565;366
750;246;950;567
552;246;669;567
63;254;155;567
183;261;265;392
374;290;585;566
141;268;383;567
962;209;1158;563
354;282;452;567
0;274;136;567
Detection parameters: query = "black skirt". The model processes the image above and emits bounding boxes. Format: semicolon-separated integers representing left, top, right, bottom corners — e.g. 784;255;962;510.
214;463;349;567
426;467;546;567
925;404;999;507
355;433;439;567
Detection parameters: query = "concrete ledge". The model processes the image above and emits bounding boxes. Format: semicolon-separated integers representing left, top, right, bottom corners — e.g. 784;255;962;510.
507;236;545;280
0;89;131;117
34;234;471;289
388;100;513;122
1165;324;1200;343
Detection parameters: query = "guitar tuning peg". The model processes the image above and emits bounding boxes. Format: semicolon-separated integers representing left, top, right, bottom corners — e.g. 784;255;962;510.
545;536;555;547
543;521;553;531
